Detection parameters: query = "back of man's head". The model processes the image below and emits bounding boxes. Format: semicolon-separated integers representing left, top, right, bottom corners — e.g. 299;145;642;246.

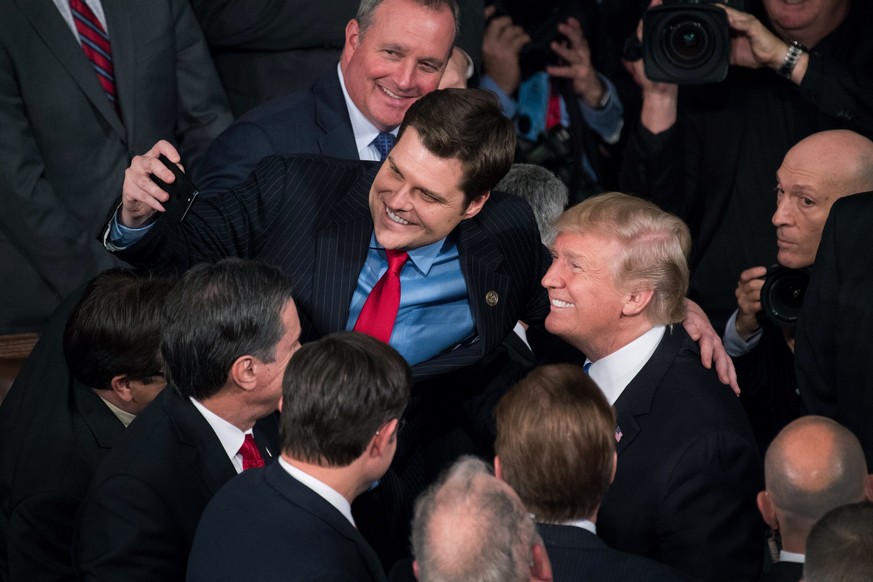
411;457;541;582
495;364;615;523
161;258;294;400
496;164;569;244
804;501;873;582
279;331;410;466
399;88;516;204
64;268;174;391
763;416;868;545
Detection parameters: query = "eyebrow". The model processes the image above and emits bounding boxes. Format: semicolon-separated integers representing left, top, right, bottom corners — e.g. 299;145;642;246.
386;156;448;204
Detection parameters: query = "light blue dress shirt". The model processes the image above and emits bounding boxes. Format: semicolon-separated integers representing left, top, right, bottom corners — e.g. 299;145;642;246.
346;233;475;366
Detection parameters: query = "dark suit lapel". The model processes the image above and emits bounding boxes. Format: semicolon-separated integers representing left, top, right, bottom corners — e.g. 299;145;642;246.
265;463;385;580
312;167;376;334
163;388;237;496
102;0;134;139
17;0;125;139
613;326;684;455
314;71;359;160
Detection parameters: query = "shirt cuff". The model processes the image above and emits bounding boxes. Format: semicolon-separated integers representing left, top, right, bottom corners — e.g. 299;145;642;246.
105;205;155;250
723;309;763;357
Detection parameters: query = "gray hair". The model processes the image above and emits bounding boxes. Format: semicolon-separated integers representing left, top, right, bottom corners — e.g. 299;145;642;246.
356;0;459;44
496;163;569;244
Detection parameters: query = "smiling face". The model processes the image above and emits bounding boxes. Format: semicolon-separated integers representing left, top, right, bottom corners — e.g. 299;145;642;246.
369;127;488;251
341;0;456;132
763;0;849;46
541;231;631;359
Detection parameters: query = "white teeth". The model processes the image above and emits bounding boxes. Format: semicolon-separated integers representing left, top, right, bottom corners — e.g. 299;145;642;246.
386;207;410;225
551;299;574;308
381;86;403;100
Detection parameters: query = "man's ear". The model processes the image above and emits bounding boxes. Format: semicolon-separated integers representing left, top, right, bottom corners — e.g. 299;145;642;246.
412;559;421;581
229;355;258;392
757;490;779;530
110;374;134;402
865;474;873;503
621;287;653;317
494;455;503;480
370;419;399;458
342;19;361;64
462;191;490;220
530;541;553;582
609;451;617;484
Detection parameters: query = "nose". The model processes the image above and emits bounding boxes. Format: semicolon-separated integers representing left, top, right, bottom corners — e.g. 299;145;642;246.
772;195;792;227
383;183;413;210
395;59;417;91
541;260;563;289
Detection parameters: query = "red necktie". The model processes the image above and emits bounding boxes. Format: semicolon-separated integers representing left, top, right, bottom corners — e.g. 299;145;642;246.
239;433;264;471
354;250;409;343
69;0;120;116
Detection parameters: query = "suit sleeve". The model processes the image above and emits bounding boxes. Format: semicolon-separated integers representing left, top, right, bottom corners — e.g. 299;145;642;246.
7;494;82;582
169;0;233;181
75;474;188;582
656;430;763;581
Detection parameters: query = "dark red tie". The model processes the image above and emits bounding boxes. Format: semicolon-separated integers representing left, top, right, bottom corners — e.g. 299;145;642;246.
239;433;264;470
354;250;409;343
69;0;120;116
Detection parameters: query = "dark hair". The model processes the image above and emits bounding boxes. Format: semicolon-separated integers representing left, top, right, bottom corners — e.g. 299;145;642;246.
495;364;615;522
279;332;410;466
63;269;175;390
357;0;459;46
399;88;516;205
161;259;295;400
805;501;873;582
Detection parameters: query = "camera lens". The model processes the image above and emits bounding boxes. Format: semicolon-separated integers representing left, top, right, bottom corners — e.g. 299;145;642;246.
760;266;811;327
663;18;712;68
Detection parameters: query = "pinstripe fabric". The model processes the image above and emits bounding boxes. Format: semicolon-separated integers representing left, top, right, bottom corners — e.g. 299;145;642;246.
112;155;550;380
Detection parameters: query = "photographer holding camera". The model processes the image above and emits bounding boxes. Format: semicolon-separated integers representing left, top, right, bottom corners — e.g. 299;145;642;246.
480;0;625;203
721;130;873;453
620;0;873;333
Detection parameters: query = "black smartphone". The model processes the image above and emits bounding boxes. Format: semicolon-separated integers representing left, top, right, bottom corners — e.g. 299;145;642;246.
150;154;198;223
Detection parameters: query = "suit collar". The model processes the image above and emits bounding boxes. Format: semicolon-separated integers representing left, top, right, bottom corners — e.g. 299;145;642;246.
313;70;359;160
73;381;125;449
537;523;606;551
264;462;385;580
103;2;134;137
613;325;687;454
17;0;126;139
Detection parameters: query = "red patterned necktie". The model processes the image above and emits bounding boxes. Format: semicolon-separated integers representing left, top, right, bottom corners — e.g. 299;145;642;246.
353;250;409;343
69;0;120;116
239;433;265;471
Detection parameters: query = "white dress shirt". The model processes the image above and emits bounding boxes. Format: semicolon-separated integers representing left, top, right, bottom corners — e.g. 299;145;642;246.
587;326;666;405
190;397;264;474
337;64;398;162
279;457;356;527
52;0;108;42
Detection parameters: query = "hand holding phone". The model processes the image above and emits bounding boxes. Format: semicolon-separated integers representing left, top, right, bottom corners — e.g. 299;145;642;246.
150;154;199;223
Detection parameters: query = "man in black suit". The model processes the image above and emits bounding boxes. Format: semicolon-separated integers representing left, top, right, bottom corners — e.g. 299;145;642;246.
132;0;459;199
542;192;763;580
494;364;683;582
796;191;873;470
73;259;300;582
188;332;409;581
757;416;871;582
0;270;173;581
409;456;552;582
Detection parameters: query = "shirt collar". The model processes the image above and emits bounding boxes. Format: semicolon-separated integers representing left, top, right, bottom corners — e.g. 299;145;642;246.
337;64;398;161
279;457;355;526
559;518;597;535
368;232;453;277
97;394;136;427
190;397;247;471
779;550;805;564
587;326;666;405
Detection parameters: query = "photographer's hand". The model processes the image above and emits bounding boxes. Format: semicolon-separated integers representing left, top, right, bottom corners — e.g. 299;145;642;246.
482;5;530;96
121;140;181;228
735;266;767;341
546;17;604;107
720;5;809;84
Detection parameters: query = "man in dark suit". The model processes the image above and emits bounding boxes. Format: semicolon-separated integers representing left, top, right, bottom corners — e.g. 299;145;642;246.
493;364;683;582
409;456;552;582
0;270;173;581
188;332;410;581
73;259;300;582
796;191;873;470
756;416;871;582
542;193;763;580
0;0;231;334
132;0;459;200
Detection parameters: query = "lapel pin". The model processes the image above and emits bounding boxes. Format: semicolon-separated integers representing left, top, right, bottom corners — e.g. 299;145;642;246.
485;291;499;307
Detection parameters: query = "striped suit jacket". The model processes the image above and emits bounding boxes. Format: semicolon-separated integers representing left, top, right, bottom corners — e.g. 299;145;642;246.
110;155;550;380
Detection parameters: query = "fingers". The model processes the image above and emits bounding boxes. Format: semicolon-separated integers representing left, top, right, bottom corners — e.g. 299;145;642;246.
120;141;180;225
738;265;768;283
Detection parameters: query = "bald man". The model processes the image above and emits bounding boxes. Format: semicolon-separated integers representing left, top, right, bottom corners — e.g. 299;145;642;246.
757;416;873;582
723;130;873;451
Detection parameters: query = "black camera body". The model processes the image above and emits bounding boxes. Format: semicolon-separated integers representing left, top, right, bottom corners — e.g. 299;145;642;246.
643;0;740;85
760;265;811;328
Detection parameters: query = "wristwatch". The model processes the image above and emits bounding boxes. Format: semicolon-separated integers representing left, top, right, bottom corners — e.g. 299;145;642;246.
778;40;806;80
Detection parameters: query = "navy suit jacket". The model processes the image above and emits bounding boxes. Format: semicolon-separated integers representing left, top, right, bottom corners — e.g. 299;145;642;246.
759;560;803;582
197;69;358;197
73;387;278;582
597;326;764;582
538;524;684;582
187;462;386;581
110;155;550;381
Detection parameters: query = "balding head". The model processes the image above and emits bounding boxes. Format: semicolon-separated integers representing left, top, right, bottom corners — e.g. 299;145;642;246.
761;416;868;549
411;457;543;582
773;130;873;268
